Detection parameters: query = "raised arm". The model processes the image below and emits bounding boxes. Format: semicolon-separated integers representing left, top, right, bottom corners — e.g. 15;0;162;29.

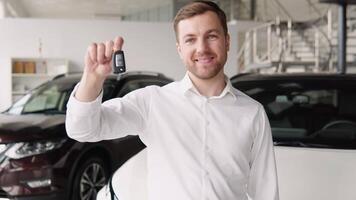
65;37;149;143
76;36;123;102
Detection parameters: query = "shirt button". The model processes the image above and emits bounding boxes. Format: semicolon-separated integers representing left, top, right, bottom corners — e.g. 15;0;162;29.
205;171;209;176
205;146;210;152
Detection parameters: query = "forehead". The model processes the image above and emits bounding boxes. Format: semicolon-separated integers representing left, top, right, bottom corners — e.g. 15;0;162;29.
177;11;223;37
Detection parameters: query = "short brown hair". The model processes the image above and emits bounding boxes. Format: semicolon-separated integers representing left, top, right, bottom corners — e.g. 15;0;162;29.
173;1;228;40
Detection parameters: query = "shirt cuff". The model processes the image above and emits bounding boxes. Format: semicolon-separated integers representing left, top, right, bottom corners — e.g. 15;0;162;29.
66;83;103;117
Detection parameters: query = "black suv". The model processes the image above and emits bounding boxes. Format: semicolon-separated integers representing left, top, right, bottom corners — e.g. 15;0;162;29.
0;71;173;200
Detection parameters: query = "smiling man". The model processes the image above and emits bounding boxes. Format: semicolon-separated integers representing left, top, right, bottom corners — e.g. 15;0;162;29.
65;1;279;200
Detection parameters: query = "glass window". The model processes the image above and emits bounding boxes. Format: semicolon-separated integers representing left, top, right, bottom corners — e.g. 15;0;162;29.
7;80;76;115
234;80;356;149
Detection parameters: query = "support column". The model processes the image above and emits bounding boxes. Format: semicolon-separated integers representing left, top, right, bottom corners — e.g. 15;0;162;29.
338;1;347;74
0;0;6;18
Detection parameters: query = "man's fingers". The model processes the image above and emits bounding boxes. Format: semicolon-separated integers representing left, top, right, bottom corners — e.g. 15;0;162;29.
88;43;97;63
97;43;106;64
105;40;114;60
113;36;124;51
85;37;123;72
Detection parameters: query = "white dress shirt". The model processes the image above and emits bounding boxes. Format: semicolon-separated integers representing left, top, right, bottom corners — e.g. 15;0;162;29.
66;73;279;200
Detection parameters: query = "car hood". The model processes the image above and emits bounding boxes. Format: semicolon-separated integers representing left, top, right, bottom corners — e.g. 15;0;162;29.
0;113;66;143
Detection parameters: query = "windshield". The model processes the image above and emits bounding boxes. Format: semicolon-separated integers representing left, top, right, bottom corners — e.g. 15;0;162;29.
233;79;356;149
7;82;73;115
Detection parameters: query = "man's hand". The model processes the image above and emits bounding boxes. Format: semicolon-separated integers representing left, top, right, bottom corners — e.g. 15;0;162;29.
76;36;124;102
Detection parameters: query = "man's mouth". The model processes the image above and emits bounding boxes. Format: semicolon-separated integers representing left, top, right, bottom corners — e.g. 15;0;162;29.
194;56;214;64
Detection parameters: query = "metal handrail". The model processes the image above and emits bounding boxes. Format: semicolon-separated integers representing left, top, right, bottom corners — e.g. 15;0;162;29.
237;11;335;73
237;21;282;72
293;11;333;70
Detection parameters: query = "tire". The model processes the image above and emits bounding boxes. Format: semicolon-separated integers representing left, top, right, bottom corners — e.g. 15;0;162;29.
71;156;110;200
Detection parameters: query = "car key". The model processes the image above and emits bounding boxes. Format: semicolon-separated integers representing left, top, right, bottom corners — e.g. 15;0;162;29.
112;50;126;74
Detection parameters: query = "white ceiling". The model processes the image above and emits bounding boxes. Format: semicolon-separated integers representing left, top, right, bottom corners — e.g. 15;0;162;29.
3;0;349;21
5;0;171;19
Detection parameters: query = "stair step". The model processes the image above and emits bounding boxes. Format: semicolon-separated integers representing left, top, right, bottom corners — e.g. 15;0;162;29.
291;42;314;48
331;37;356;45
291;32;315;38
330;44;356;52
296;52;315;57
291;46;313;52
332;31;356;37
297;57;317;62
244;62;273;71
291;38;313;44
330;55;356;62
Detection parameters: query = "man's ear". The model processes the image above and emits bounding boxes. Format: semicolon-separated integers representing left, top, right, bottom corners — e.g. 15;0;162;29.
176;42;183;59
226;33;230;52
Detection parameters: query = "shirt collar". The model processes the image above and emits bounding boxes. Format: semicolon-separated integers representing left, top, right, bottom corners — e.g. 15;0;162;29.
179;72;237;100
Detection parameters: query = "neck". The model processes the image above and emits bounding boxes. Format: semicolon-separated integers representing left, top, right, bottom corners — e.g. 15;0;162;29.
188;71;226;97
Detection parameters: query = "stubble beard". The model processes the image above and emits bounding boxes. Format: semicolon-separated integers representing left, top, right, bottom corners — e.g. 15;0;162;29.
188;53;227;80
188;64;223;80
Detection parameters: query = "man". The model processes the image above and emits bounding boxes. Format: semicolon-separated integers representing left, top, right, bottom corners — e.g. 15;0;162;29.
66;1;279;200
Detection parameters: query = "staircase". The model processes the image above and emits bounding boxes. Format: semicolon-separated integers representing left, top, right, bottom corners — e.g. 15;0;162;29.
238;8;356;73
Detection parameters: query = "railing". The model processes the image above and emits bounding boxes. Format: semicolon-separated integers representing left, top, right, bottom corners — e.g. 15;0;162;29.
237;22;278;72
237;10;334;73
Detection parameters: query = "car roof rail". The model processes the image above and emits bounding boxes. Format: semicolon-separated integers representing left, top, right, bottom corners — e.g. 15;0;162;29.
230;72;254;80
123;71;166;77
116;71;173;81
52;73;67;80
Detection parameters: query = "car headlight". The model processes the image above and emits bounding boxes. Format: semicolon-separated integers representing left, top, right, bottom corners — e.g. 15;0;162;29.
5;139;66;159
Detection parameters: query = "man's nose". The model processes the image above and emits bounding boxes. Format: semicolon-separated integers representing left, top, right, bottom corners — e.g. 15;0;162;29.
196;39;209;53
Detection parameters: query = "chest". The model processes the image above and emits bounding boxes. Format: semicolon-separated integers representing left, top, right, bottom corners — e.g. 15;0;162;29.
148;94;256;155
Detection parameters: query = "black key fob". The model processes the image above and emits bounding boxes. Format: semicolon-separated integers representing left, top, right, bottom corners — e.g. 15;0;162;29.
112;50;126;74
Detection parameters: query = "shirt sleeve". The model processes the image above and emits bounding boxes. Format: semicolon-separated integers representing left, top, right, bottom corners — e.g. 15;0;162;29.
247;105;279;200
65;83;151;142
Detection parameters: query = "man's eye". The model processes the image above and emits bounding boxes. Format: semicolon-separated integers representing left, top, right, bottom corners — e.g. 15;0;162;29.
207;35;218;40
185;38;194;44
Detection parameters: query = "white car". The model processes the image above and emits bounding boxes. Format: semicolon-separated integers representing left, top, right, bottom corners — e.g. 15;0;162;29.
97;73;356;200
96;149;148;200
97;145;356;200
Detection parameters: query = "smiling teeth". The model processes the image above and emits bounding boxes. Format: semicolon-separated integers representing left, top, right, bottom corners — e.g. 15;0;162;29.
196;57;213;63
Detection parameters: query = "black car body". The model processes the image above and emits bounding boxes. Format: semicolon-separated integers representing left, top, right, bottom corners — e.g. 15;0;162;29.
0;71;172;200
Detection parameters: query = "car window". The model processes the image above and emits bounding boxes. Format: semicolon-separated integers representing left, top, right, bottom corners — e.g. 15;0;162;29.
117;79;168;97
234;80;356;149
102;82;116;102
22;85;62;113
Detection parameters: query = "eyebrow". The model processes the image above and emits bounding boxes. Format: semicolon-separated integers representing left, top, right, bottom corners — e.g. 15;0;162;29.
206;29;221;34
182;29;222;40
183;34;195;39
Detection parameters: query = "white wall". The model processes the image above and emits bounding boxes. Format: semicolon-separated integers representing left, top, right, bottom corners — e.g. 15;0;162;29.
0;18;238;111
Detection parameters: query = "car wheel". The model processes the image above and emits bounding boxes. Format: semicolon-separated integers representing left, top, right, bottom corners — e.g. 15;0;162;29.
71;156;109;200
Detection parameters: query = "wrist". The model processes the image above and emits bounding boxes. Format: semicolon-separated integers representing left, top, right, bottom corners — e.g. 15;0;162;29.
75;72;105;102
